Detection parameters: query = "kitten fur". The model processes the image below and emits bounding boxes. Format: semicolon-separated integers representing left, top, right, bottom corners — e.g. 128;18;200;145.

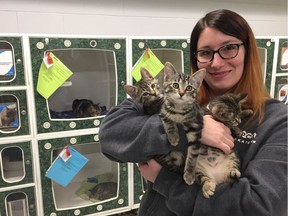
88;182;117;201
72;99;101;118
124;67;163;115
206;93;253;136
159;62;206;185
196;93;253;198
124;66;183;172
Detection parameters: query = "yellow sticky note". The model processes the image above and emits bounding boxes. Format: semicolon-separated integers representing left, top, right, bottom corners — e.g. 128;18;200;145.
36;52;73;99
131;48;164;81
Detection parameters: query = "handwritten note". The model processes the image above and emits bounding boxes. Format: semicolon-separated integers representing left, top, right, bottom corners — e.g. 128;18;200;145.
36;52;73;99
131;48;164;81
45;146;88;187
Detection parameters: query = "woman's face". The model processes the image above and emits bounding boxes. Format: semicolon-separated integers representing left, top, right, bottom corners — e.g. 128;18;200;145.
196;27;245;96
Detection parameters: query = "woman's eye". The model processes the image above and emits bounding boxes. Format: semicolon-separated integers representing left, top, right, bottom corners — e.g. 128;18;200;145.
222;44;236;51
172;83;179;89
199;50;212;57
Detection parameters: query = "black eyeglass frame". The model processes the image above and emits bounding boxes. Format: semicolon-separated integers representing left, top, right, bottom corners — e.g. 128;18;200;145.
194;43;244;63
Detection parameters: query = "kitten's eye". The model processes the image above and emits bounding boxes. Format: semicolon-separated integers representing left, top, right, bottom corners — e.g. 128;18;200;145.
186;85;193;91
151;84;155;88
221;113;233;119
143;92;149;96
172;83;179;89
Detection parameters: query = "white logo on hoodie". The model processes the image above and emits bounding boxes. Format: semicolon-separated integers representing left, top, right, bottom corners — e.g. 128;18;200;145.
235;131;257;145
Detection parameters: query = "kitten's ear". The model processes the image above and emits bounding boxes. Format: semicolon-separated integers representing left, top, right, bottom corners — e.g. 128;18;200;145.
124;85;138;99
140;67;153;81
163;62;178;82
237;93;248;103
190;68;206;89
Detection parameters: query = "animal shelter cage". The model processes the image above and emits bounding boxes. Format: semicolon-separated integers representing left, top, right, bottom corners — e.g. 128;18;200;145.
29;36;127;134
37;133;129;215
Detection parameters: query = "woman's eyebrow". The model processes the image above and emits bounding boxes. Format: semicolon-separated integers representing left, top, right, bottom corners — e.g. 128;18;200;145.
197;40;241;50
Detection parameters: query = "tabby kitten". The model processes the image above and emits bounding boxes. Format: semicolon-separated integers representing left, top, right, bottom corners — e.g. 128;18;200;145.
124;66;185;172
88;182;117;201
206;93;253;136
72;99;101;118
124;67;163;115
160;62;206;185
195;93;253;198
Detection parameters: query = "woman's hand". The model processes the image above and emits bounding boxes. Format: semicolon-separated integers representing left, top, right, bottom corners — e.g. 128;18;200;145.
138;159;163;183
201;115;234;154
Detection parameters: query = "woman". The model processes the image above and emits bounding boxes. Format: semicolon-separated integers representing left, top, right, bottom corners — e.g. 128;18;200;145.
99;9;287;216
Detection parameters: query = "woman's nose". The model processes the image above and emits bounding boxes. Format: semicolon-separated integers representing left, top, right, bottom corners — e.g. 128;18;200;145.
210;53;225;68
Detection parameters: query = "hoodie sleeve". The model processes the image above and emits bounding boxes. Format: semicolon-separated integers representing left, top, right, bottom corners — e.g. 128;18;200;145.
99;98;175;163
153;99;287;216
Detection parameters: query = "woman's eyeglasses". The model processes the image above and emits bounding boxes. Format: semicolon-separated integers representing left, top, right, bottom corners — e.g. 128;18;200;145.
194;43;244;63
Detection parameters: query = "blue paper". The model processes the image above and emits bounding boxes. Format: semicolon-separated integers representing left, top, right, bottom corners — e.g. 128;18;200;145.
45;146;89;187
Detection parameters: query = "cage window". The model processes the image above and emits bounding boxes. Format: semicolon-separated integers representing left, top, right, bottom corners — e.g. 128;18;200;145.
0;41;16;82
1;146;25;183
46;49;117;120
0;94;20;133
151;49;183;86
5;192;28;216
51;142;119;210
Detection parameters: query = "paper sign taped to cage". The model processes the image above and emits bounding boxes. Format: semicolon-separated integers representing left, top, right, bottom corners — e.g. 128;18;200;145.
131;48;164;81
45;146;88;187
36;52;73;99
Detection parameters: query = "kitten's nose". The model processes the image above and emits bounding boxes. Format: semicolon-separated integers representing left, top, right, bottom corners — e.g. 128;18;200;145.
207;157;216;163
150;91;156;96
178;89;185;97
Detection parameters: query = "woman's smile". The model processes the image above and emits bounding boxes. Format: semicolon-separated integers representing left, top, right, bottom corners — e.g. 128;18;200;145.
208;70;231;79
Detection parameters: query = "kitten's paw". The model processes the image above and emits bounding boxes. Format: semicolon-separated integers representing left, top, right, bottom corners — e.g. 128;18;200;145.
168;136;179;146
183;172;195;185
233;128;243;137
245;109;253;116
202;181;216;198
230;169;241;179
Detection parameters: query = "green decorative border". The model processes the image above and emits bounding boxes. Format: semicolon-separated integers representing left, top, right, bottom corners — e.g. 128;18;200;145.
0;36;26;86
133;164;145;205
0;141;33;187
0;186;37;216
29;37;127;133
276;38;288;73
0;90;30;137
256;38;275;92
38;134;129;215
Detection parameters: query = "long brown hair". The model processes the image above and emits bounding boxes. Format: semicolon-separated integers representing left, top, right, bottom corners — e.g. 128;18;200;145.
190;9;270;123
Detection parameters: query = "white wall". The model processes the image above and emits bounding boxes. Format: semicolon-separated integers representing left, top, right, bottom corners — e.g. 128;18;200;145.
0;0;287;37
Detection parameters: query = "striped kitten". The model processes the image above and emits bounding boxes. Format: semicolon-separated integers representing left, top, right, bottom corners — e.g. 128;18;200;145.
124;67;163;115
160;62;206;185
72;99;101;118
206;93;253;137
124;66;185;173
196;93;253;198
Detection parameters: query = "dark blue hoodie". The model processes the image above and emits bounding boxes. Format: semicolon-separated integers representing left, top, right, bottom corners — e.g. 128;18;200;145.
99;98;287;216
